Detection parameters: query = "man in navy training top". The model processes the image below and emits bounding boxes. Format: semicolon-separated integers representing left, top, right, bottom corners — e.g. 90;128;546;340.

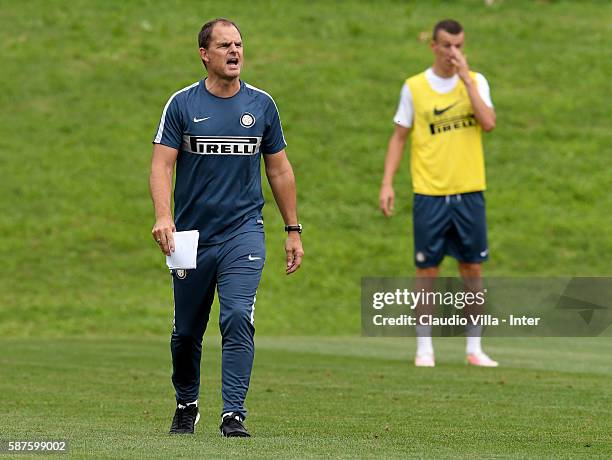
150;18;304;437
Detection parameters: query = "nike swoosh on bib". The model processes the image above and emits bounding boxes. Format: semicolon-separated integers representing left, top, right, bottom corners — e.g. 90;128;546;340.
433;103;457;116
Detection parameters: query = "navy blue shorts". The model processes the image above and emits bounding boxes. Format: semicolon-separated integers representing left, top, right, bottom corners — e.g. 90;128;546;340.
413;191;488;268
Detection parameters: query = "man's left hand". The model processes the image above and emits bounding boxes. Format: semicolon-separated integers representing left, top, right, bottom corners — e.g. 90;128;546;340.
450;48;471;83
285;234;304;275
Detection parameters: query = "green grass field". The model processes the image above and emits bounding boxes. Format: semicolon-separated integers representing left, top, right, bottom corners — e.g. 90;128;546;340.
1;0;611;336
1;0;611;457
2;337;611;458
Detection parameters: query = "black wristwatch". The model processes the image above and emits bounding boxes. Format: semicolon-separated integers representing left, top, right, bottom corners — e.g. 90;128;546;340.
284;224;303;234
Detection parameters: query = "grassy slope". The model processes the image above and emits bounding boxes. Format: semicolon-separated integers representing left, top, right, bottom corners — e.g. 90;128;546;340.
0;0;611;336
0;337;610;458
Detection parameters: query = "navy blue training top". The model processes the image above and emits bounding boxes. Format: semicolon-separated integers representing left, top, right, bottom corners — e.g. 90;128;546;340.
153;79;286;245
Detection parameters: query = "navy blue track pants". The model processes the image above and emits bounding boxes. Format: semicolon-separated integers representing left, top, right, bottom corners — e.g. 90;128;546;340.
170;231;265;419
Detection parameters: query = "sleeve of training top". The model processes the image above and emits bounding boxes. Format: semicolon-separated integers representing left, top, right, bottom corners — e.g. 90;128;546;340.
260;97;287;154
475;73;494;108
393;83;414;128
153;94;184;149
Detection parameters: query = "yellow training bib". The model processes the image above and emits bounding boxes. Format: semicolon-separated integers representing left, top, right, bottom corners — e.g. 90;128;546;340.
407;71;486;195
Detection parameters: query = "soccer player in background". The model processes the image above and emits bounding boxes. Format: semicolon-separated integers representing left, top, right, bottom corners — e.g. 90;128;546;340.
379;19;498;367
150;18;304;436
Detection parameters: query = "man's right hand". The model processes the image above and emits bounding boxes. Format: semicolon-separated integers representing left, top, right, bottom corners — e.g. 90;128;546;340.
152;217;176;256
379;183;395;217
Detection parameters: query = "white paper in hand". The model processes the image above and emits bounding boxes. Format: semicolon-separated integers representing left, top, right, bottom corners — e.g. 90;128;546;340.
165;230;199;269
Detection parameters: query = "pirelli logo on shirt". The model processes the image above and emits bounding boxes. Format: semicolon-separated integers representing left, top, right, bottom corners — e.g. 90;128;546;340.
429;114;477;135
182;136;262;155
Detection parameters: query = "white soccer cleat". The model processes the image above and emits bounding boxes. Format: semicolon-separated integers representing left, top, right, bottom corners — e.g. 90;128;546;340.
466;352;499;367
414;353;435;367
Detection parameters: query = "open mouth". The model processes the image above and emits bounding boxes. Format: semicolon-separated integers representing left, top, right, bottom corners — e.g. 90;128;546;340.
227;58;239;67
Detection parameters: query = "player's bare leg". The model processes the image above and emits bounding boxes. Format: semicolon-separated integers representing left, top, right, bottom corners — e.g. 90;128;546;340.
414;267;439;367
458;262;498;367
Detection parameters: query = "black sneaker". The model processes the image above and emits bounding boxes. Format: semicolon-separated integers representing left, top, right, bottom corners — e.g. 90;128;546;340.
219;412;250;437
169;403;200;434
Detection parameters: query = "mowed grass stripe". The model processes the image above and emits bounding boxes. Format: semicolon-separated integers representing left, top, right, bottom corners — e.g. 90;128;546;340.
0;337;610;458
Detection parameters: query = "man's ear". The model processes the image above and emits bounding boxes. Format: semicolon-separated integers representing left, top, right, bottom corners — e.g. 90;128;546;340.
199;48;208;64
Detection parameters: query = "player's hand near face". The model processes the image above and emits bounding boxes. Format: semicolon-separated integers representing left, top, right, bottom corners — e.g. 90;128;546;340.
450;47;470;83
152;217;176;256
448;46;495;130
379;183;395;217
285;233;304;274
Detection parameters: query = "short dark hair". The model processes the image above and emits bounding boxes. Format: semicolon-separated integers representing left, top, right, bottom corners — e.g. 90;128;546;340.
198;18;241;49
432;19;463;41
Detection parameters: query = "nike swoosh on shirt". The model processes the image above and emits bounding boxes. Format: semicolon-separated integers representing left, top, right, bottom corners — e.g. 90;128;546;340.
248;254;262;261
193;117;212;123
433;103;457;116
